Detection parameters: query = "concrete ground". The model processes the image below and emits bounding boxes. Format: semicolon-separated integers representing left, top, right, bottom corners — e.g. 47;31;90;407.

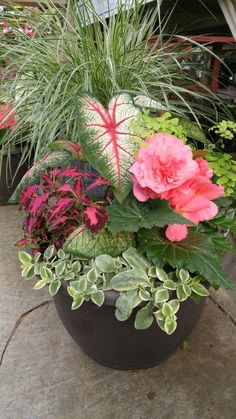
0;205;236;419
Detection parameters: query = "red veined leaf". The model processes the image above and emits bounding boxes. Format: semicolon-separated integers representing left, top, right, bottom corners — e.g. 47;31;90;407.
48;197;74;221
58;184;72;193
84;205;108;234
79;94;138;202
30;193;49;217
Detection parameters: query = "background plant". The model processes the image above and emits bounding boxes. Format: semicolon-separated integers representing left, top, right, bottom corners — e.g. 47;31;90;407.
19;246;209;335
1;0;231;166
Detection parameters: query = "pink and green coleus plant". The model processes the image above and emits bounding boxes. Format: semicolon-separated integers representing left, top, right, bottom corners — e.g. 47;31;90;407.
16;94;236;333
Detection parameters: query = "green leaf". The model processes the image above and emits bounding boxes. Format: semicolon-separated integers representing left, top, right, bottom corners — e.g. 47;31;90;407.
164;316;177;335
24;266;35;280
162;302;174;316
178;117;208;144
107;199;193;233
122;247;150;276
70;277;87;293
95;255;116;273
55;261;66;276
40;266;53;282
87;268;98;283
176;285;189;301
63;226;135;259
91;290;105;307
178;269;190;283
139;289;151;301
9;151;71;204
71;261;81;273
191;282;209;297
115;296;133;321
138;229;233;290
110;270;149;291
163;279;177;290
72;295;84;310
135;304;154;330
34;279;47;290
19;251;32;265
49;280;61;296
155;288;169;304
169;299;180;314
44;245;55;260
155;267;169;282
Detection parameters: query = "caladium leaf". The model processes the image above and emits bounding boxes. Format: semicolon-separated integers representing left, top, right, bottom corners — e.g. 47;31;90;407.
9;151;71;204
63;226;136;259
79;94;139;202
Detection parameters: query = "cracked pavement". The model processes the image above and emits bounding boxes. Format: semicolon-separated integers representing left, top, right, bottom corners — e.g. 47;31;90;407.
0;205;236;419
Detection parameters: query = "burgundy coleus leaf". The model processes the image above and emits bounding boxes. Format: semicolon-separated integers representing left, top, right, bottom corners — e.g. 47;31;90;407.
19;184;39;209
15;237;32;247
30;192;49;217
50;215;69;228
85;177;110;192
84;205;108;234
57;184;72;193
74;178;82;197
25;216;37;234
48;197;74;221
60;168;83;178
80;94;138;202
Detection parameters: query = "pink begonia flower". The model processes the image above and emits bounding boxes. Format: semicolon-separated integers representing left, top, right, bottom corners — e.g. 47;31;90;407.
166;224;188;241
130;133;199;201
163;174;224;242
196;157;213;179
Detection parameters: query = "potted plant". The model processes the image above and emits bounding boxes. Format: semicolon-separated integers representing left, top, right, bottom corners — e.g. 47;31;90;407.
15;93;236;369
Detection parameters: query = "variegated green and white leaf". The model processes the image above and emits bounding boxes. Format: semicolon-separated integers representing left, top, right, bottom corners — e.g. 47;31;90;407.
79;94;138;202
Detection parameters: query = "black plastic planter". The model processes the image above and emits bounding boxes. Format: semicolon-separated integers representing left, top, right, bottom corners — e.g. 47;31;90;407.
0;154;28;205
53;285;206;369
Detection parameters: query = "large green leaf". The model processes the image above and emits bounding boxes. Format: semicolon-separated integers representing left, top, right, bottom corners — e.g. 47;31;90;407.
107;199;193;233
9;150;71;204
138;229;233;289
78;94;139;202
63;226;136;259
178;117;208;144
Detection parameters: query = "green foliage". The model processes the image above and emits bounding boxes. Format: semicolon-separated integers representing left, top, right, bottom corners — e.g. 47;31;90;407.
205;151;236;196
63;226;136;259
9;151;71;203
107;198;193;233
129;111;208;152
209;120;236;141
138;229;233;290
19;245;209;335
130;112;187;150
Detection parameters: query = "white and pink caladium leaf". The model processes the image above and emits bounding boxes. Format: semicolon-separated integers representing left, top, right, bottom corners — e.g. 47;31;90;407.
79;94;139;202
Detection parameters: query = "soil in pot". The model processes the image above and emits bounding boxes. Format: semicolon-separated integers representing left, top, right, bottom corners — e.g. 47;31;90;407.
0;154;28;205
53;285;206;370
